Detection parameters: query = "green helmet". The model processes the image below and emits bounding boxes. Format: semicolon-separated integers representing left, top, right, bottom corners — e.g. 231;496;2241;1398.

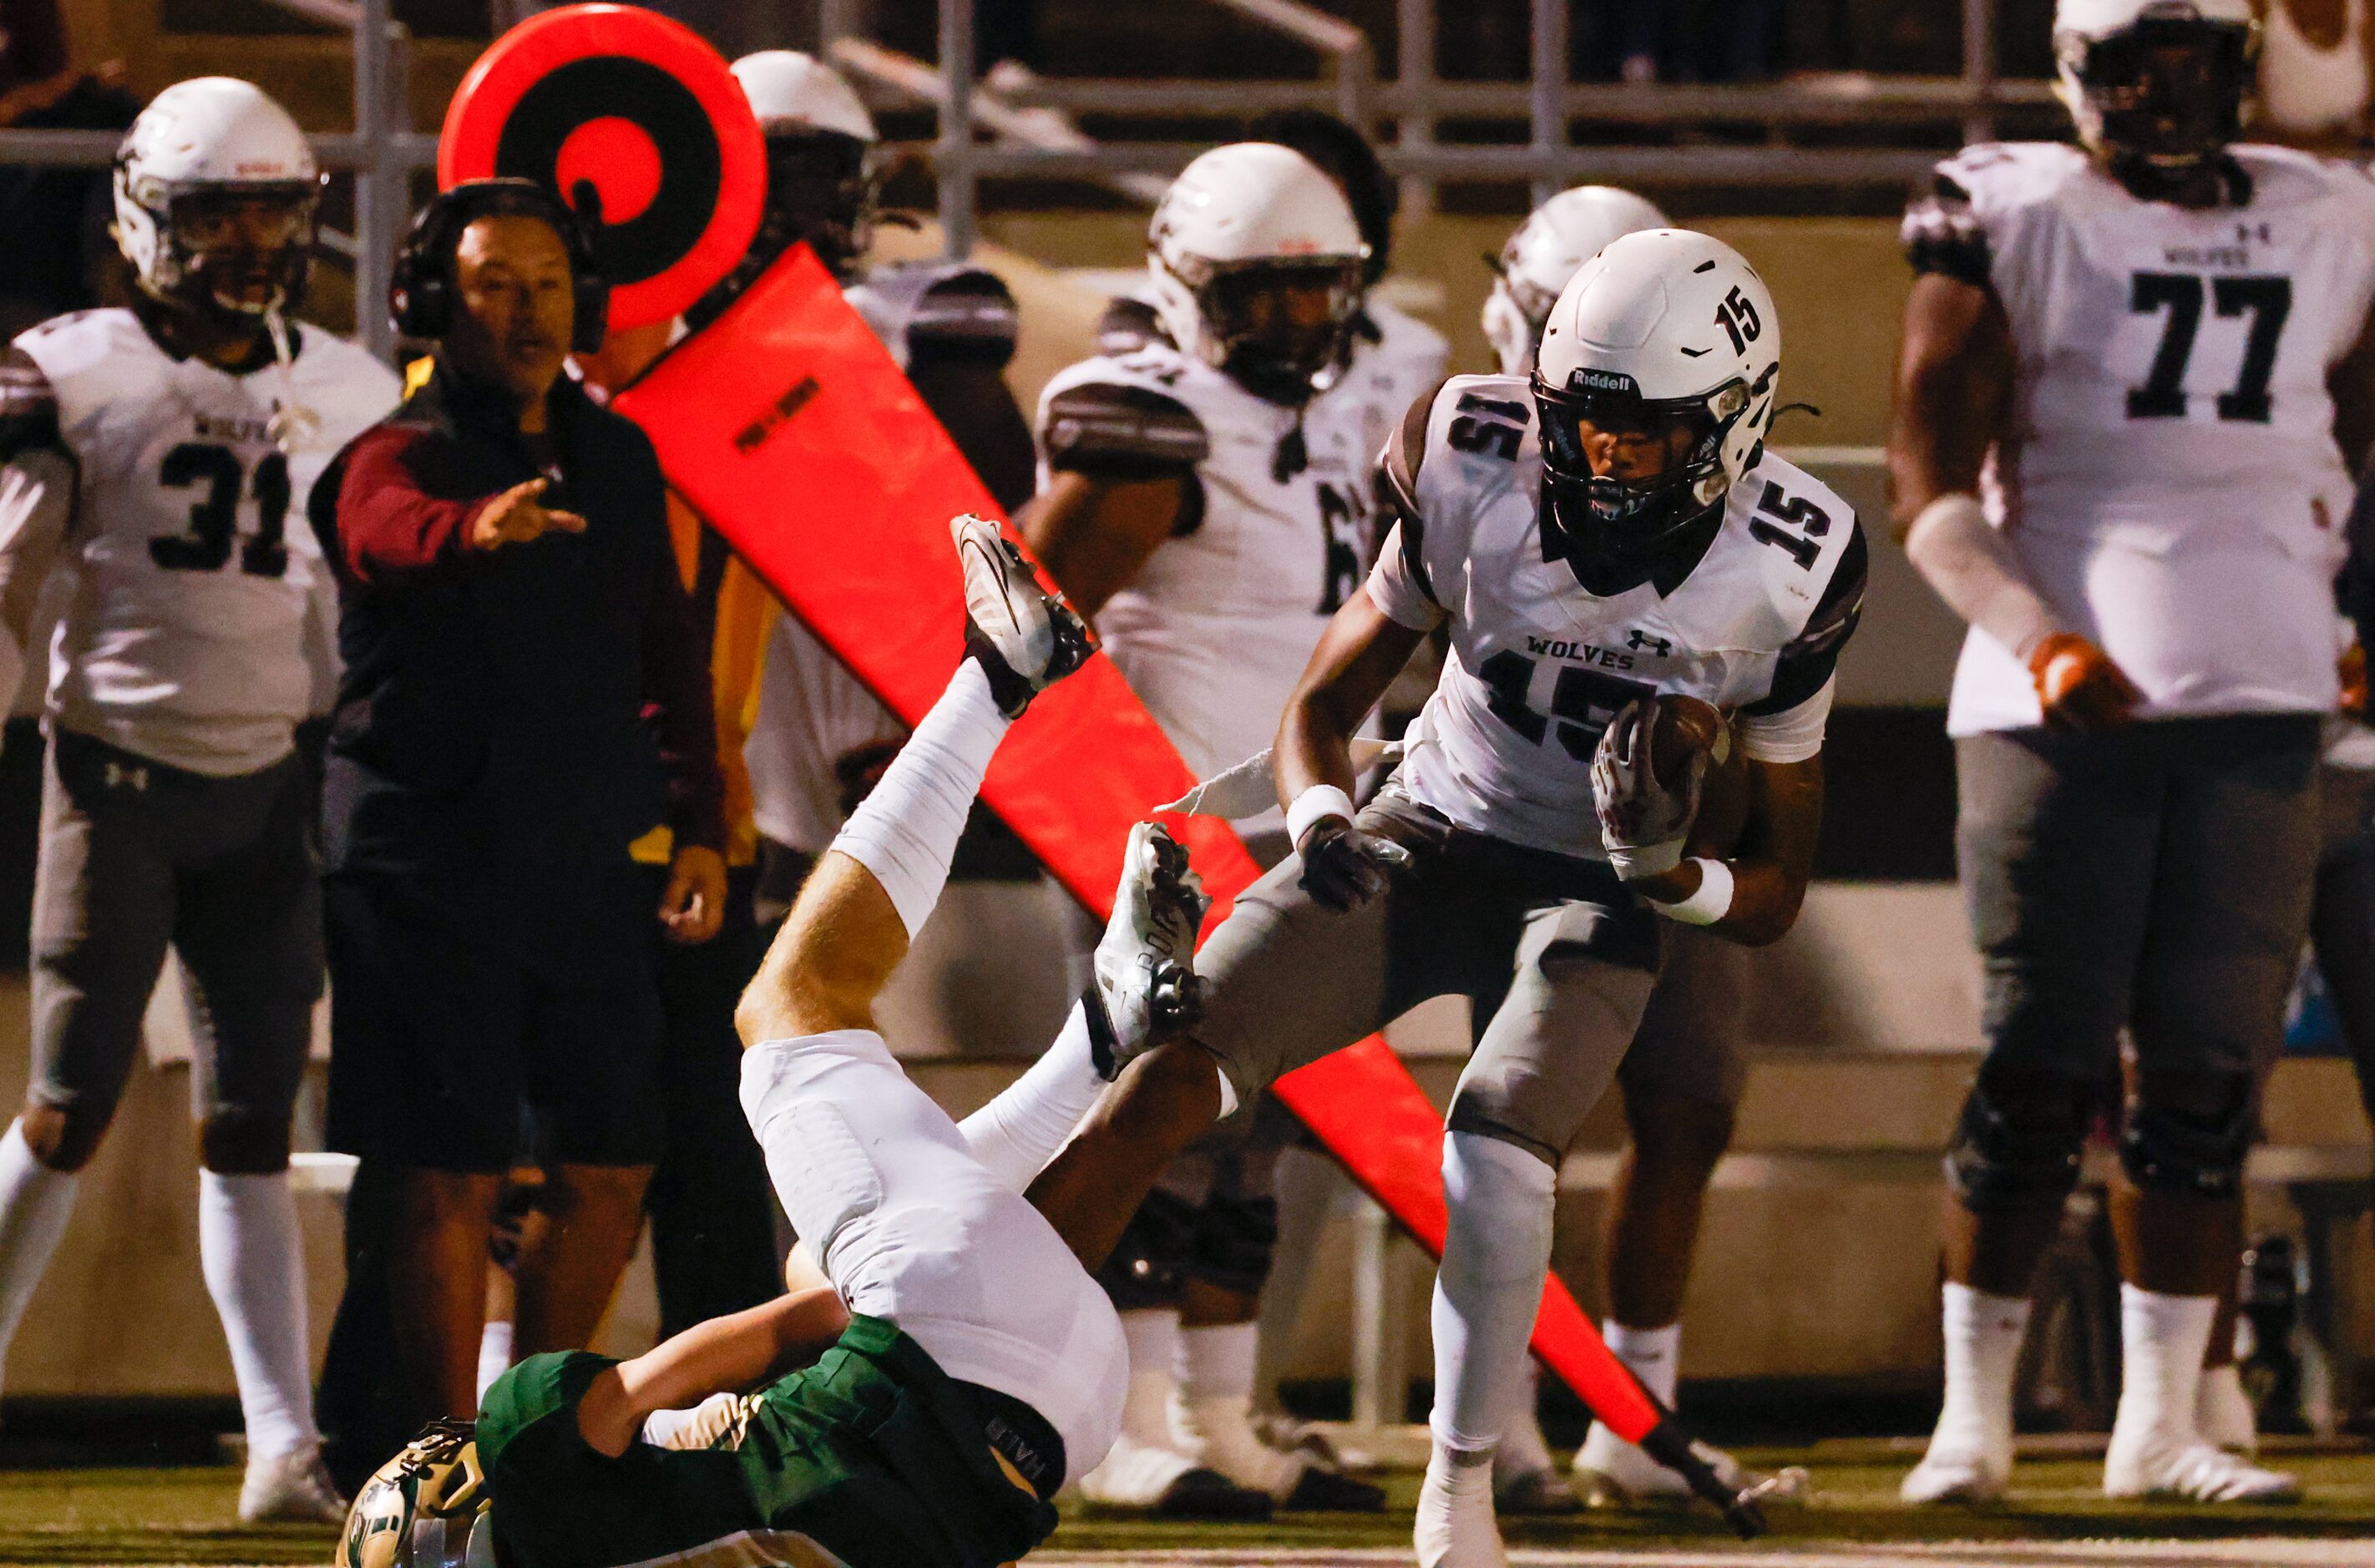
337;1420;495;1568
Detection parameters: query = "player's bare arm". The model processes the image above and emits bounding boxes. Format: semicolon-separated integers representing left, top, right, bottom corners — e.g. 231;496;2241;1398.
1890;260;2140;731
1015;470;1185;617
0;350;70;665
575;1285;853;1457
1274;589;1423;911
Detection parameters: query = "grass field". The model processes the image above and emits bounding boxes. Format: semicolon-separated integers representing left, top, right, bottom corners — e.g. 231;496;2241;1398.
7;1447;2375;1568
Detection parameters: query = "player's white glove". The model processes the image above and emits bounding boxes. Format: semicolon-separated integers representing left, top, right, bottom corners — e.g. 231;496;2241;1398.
1590;698;1704;882
1297;818;1413;913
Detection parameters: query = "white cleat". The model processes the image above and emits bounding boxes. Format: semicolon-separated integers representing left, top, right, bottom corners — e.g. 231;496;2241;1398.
1573;1420;1759;1505
1085;821;1209;1080
953;513;1091;716
1900;1441;2010;1505
1493;1403;1578;1515
2103;1434;2300;1503
239;1445;348;1525
2196;1363;2260;1455
1414;1457;1507;1568
1076;1431;1272;1518
1170;1393;1384;1511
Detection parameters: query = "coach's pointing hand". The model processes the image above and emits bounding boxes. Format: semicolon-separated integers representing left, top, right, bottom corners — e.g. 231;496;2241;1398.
471;478;588;551
659;844;728;945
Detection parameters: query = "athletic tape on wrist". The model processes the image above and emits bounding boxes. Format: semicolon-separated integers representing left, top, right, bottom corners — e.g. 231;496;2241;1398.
1286;785;1356;851
1656;857;1734;926
1606;837;1684;880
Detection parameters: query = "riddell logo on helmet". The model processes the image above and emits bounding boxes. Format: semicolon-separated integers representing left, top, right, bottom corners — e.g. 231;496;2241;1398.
1567;368;1639;394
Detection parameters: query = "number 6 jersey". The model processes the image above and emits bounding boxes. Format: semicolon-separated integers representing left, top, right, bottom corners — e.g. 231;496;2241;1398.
1365;373;1866;861
3;308;399;774
1904;141;2375;733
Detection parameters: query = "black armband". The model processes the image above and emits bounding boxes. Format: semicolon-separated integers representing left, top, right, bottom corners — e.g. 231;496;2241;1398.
905;273;1020;370
1902;173;1993;289
0;348;62;466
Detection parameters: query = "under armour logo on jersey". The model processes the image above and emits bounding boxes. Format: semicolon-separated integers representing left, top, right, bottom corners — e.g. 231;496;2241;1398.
1627;629;1672;656
103;761;149;792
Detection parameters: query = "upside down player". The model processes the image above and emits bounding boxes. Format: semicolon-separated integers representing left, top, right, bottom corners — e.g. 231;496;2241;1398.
344;516;1214;1568
1891;0;2375;1505
1024;228;1865;1568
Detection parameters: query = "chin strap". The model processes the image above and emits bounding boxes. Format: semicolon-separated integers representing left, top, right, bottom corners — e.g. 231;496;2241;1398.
261;305;320;458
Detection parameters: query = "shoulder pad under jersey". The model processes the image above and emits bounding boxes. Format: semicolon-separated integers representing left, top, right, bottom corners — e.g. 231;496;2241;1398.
1095;295;1168;357
1733;455;1865;647
1904;142;2084;286
854;262;1020;368
1039;361;1210;480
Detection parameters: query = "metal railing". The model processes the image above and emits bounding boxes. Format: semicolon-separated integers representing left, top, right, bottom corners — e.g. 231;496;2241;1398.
0;0;2033;340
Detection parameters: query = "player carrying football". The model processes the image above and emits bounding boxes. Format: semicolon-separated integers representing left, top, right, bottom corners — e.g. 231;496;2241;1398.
1891;0;2375;1505
341;515;1212;1568
1025;226;1866;1568
0;77;398;1520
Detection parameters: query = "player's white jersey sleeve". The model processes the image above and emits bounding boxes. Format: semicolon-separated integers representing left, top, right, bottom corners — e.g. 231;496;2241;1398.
1376;376;1866;857
13;311;398;775
744;612;909;855
1908;142;2375;732
1036;338;1380;780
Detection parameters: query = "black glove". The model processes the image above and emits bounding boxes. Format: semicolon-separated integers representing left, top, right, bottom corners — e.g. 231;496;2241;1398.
1297;817;1415;913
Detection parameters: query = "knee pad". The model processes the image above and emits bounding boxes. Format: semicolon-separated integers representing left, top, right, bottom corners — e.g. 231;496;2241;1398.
2121;1079;2254;1199
1094;1187;1198;1310
1944;1077;2089;1213
1184;1191;1278;1297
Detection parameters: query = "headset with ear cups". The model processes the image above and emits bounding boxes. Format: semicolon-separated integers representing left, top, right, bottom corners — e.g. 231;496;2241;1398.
389;177;610;353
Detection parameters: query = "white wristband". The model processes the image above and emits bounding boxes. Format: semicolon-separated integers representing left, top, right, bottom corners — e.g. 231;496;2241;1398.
1286;784;1357;849
1655;857;1734;926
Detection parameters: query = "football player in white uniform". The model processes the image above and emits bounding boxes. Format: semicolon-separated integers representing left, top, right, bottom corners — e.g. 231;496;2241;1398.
1465;182;1773;1516
1024;228;1863;1568
1019;140;1420;1515
717;53;1045;910
0;78;398;1520
1891;0;2375;1505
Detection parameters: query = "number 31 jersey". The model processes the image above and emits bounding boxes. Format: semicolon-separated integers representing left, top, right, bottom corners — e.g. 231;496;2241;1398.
1367;374;1865;861
11;308;399;774
1905;142;2375;732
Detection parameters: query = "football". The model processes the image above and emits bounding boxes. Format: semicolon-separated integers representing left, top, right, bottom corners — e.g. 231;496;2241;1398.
1645;695;1750;859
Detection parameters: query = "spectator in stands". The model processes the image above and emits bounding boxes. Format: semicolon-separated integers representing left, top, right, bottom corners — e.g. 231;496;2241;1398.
309;180;727;1431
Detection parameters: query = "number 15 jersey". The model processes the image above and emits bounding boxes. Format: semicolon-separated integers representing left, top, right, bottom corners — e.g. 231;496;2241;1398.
9;308;399;774
1905;142;2375;732
1366;374;1865;861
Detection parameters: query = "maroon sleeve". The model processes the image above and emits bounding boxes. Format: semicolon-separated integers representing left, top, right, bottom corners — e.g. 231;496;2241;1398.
332;425;494;584
641;535;728;853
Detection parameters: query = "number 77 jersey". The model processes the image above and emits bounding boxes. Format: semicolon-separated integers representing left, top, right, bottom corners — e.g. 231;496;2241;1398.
1368;373;1866;860
1903;140;2375;731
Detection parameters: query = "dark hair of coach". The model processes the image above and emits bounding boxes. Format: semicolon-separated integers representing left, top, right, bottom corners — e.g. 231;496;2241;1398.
302;180;730;1428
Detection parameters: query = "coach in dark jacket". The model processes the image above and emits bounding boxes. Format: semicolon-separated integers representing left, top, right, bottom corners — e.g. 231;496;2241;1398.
309;180;727;1430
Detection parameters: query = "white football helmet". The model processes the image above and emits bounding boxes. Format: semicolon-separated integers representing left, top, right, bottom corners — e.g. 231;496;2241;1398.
706;51;881;303
2053;0;2256;186
113;77;319;316
1147;142;1368;403
1482;185;1669;377
1533;229;1779;577
730;50;878;143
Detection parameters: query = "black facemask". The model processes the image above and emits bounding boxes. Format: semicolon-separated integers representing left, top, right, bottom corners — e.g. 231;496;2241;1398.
1188;256;1365;407
2066;16;2253;202
686;129;874;329
1532;370;1750;590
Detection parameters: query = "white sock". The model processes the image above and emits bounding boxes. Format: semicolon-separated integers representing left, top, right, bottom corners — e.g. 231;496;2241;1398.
198;1169;316;1462
829;660;1009;938
476;1317;514;1404
1177;1321;1260;1405
1415;1438;1503;1568
1603;1319;1681;1409
2112;1283;2215;1447
1430;1130;1556;1450
0;1121;77;1380
1931;1281;2030;1460
957;1002;1105;1192
1119;1308;1184;1444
